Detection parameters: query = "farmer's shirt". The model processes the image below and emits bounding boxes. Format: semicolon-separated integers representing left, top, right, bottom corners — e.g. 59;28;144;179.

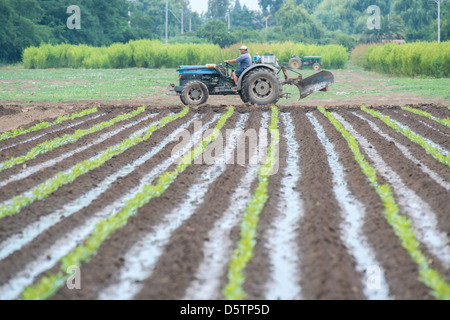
236;52;252;69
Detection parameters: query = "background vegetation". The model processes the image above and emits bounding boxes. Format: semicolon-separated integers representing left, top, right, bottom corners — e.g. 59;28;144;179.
361;41;450;77
1;0;449;64
21;40;348;69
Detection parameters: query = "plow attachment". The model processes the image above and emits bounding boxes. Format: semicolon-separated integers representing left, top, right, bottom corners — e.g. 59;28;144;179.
281;67;334;99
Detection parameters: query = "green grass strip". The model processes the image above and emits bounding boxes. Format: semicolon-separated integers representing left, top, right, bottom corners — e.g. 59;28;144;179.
318;106;450;300
401;106;450;129
223;106;280;300
21;106;234;300
0;107;146;173
361;106;450;168
0;107;189;220
0;107;98;142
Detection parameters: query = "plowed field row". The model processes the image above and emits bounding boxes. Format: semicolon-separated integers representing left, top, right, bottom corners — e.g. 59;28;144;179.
0;105;449;300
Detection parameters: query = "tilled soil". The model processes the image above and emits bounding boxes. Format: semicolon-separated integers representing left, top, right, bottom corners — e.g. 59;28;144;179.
0;103;449;300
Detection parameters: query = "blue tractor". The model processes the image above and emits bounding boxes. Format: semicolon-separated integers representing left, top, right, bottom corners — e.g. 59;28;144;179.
166;53;334;106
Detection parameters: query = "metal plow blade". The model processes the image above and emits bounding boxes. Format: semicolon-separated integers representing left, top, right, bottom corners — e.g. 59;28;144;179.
297;71;334;99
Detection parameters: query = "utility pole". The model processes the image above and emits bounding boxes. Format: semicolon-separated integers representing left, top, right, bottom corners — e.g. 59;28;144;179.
210;24;213;43
263;15;271;29
189;15;191;32
181;9;184;34
165;0;168;44
433;0;448;43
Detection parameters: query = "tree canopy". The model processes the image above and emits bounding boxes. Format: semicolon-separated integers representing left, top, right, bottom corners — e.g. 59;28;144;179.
0;0;449;63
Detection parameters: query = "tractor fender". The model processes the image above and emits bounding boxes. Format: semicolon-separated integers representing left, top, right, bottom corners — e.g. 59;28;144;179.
236;64;279;91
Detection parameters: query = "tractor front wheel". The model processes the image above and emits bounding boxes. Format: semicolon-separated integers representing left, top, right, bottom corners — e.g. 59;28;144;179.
312;62;321;71
180;81;209;105
244;69;282;105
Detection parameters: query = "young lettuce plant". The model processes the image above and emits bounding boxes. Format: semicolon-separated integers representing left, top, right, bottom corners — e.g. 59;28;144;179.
0;107;146;172
21;106;234;300
319;106;450;300
362;106;450;168
401;106;450;128
0;107;98;142
0;107;189;220
223;106;280;300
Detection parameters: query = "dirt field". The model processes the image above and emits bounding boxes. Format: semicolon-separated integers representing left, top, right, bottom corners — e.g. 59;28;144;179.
0;100;449;300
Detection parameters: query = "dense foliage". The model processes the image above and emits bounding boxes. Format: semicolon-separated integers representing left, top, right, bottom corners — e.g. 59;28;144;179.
22;40;348;69
363;41;450;77
0;0;449;65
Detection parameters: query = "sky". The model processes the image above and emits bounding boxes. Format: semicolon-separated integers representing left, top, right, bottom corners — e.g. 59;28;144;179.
189;0;261;14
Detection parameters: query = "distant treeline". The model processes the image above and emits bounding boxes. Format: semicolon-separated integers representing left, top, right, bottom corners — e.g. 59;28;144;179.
22;40;349;69
2;0;449;64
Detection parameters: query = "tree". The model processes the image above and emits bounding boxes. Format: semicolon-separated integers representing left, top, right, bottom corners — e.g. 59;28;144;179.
392;0;435;40
206;0;231;20
196;20;236;47
296;0;324;14
0;0;52;62
313;0;360;34
363;14;406;43
231;2;261;31
425;0;450;41
36;0;132;46
430;0;449;42
258;0;285;18
275;0;324;41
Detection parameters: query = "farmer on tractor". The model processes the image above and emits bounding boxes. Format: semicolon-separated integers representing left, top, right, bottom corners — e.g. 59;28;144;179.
224;45;252;86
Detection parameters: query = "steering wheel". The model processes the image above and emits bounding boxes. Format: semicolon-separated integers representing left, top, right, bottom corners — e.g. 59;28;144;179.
223;61;233;68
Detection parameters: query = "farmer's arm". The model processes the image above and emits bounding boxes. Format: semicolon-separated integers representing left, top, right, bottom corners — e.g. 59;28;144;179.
225;58;238;63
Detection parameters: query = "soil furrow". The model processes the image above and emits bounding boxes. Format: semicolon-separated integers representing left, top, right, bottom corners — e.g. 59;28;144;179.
355;110;450;182
49;107;246;300
0;104;448;300
399;110;450;137
0;110;105;153
294;109;365;300
96;113;251;300
0;113;202;262
133;110;264;300
0;108;212;299
335;111;450;280
351;112;450;191
0;107;125;161
0;111;162;196
320;108;437;299
0;108;159;192
382;109;450;152
310;111;391;300
243;110;301;300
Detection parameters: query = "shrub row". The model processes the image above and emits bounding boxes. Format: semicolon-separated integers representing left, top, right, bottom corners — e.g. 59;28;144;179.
22;40;348;69
352;42;450;78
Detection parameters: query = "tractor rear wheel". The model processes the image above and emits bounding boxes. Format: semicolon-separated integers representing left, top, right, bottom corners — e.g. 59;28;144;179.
288;57;302;69
238;73;250;103
180;81;209;105
244;69;282;105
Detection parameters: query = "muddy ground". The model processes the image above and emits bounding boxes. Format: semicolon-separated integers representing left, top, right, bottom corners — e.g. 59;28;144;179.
0;102;448;300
